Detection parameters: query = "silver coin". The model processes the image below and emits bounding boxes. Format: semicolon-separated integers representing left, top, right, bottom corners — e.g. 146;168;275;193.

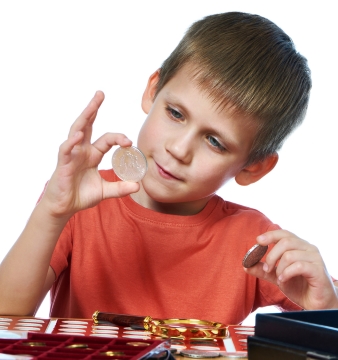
218;351;247;358
242;244;268;268
180;349;220;358
112;146;147;182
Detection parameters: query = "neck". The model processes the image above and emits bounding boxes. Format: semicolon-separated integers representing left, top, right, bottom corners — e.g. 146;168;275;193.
130;187;213;216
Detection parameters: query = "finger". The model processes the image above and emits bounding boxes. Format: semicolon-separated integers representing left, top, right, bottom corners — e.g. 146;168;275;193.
277;252;326;283
276;247;323;278
257;229;306;247
244;262;278;285
68;91;105;140
92;133;133;155
257;230;309;272
102;179;140;199
57;130;85;165
277;260;322;284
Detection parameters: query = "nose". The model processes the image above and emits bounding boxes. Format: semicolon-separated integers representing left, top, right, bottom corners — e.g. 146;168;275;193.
165;130;195;164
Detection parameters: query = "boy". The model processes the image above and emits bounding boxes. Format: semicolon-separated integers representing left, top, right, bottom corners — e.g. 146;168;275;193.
0;12;337;324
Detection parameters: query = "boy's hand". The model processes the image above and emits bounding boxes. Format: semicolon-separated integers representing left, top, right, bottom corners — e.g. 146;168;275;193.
245;230;338;310
41;91;140;219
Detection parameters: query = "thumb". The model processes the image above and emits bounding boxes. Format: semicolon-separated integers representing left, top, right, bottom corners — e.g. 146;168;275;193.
102;180;140;199
244;262;278;286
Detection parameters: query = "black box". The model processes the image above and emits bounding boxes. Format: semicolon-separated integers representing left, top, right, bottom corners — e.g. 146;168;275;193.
248;309;338;359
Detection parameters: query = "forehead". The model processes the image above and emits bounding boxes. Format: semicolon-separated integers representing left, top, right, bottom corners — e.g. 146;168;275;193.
164;64;252;117
162;64;258;126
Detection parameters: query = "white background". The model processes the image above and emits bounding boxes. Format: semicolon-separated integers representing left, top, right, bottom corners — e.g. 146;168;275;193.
0;1;337;324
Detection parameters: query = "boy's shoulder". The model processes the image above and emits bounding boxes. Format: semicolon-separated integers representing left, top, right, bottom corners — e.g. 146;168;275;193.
220;196;267;215
215;196;278;230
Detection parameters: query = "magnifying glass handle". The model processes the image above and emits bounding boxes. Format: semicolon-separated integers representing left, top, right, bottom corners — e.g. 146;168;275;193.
92;310;153;328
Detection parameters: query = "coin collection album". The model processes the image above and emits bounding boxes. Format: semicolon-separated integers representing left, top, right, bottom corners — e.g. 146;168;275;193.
248;309;338;359
0;316;253;358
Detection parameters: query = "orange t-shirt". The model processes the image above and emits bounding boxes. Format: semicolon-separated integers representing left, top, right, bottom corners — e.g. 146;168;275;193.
49;169;300;324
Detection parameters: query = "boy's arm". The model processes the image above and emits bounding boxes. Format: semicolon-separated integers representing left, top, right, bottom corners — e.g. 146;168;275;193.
0;91;139;315
245;230;338;310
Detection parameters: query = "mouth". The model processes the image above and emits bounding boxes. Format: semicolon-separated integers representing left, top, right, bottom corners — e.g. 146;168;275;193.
156;163;182;181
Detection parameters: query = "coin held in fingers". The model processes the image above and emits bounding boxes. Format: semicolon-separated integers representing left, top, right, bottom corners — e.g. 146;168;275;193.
242;244;268;268
112;146;147;182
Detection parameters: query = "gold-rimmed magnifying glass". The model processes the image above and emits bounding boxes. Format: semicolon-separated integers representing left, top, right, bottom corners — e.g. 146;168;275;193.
92;311;228;339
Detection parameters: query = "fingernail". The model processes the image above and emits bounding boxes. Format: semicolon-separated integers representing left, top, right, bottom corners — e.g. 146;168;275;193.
263;263;268;272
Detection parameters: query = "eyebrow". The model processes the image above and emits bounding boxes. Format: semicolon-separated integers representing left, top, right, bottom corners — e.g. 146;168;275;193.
164;90;243;152
164;91;191;117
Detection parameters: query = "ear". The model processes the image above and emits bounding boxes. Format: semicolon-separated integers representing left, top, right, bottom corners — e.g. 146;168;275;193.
141;69;161;114
235;153;279;186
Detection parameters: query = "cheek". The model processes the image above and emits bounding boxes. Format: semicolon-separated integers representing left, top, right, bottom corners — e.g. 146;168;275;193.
193;157;241;189
138;114;166;148
193;160;228;187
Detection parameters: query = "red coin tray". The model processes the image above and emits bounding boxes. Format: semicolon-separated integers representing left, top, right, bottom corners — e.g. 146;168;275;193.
0;316;254;356
0;332;166;359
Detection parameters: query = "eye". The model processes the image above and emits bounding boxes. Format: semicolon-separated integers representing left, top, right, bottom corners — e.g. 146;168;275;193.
165;106;183;120
206;135;226;152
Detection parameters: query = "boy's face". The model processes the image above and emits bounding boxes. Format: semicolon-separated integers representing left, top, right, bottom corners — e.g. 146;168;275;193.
134;66;257;215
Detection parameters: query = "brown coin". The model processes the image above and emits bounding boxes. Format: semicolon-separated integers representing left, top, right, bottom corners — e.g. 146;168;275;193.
100;351;125;356
112;146;147;182
22;342;46;347
65;343;89;349
126;341;150;346
242;244;268;268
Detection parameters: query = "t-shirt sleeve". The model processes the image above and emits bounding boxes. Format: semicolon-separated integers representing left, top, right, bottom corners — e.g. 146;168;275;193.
253;276;302;312
46;169;115;281
50;217;74;280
